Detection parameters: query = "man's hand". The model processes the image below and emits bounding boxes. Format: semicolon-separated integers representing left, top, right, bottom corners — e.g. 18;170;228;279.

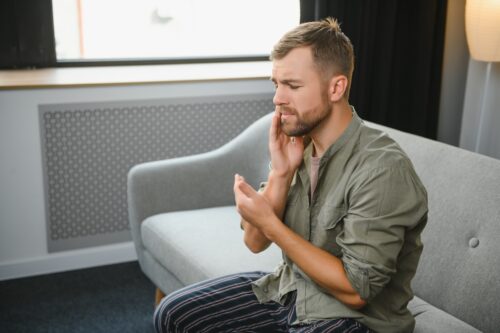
269;111;305;178
235;111;306;254
234;174;279;236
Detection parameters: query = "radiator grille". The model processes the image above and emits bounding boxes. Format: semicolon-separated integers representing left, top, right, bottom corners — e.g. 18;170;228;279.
39;94;273;252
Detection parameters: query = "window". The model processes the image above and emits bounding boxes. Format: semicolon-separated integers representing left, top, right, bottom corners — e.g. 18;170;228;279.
52;0;300;63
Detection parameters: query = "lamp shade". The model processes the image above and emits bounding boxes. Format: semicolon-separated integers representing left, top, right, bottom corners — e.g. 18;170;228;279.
465;0;500;62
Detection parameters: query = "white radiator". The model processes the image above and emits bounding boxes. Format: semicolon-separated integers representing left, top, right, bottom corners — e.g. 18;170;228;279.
39;93;273;252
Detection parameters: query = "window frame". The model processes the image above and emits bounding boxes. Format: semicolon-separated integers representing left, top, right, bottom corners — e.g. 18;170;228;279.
1;0;276;70
56;55;270;68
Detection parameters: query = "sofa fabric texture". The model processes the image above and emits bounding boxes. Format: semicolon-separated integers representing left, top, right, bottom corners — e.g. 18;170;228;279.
128;113;499;332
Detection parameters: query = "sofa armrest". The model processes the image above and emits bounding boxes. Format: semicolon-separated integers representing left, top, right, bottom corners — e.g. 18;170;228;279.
127;112;272;259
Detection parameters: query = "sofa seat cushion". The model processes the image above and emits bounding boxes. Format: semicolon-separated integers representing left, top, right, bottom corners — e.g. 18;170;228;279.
141;206;282;285
142;207;483;332
409;296;481;333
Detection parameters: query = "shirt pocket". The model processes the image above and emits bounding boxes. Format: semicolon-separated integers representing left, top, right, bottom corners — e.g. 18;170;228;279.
318;205;346;230
315;206;347;256
284;192;306;232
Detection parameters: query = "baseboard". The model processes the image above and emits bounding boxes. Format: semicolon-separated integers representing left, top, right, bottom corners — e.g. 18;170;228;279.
0;241;137;281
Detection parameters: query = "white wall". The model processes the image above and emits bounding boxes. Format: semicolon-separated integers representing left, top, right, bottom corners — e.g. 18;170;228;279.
460;60;500;159
438;0;500;160
0;79;273;280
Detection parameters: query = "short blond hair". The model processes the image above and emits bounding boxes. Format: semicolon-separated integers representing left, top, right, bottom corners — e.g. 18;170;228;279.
271;18;355;99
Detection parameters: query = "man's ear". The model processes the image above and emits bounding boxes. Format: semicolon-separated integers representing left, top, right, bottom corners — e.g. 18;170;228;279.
328;75;348;102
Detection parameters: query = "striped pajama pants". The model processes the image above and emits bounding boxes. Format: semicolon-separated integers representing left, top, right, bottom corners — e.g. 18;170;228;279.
154;271;372;333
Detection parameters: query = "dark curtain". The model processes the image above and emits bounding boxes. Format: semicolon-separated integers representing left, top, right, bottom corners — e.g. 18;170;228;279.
300;0;448;139
0;0;56;69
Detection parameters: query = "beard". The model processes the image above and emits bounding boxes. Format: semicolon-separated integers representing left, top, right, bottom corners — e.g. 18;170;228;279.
279;97;332;137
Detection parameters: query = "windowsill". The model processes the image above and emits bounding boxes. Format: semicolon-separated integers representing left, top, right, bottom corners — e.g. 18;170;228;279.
0;61;272;90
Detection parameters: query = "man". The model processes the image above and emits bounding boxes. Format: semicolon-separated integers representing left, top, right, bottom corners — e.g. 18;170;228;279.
154;18;427;333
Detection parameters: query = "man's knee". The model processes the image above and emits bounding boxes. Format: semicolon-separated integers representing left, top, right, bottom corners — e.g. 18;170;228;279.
153;272;268;332
154;293;183;333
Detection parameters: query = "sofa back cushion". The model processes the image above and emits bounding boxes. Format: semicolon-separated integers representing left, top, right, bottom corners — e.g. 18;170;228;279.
367;122;500;333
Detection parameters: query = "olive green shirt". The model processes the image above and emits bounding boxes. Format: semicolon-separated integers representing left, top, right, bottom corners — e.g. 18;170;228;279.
252;111;428;333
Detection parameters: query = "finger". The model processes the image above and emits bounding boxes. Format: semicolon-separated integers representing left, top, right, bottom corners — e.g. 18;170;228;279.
234;174;244;194
234;174;250;198
234;183;254;218
270;111;281;142
234;175;246;206
235;175;257;198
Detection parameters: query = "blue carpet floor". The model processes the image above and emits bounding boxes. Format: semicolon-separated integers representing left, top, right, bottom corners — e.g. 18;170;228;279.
0;261;156;333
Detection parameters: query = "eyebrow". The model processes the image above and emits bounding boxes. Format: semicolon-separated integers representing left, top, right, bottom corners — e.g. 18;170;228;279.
269;77;303;85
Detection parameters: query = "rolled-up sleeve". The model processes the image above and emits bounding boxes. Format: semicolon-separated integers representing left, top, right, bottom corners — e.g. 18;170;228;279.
337;163;427;302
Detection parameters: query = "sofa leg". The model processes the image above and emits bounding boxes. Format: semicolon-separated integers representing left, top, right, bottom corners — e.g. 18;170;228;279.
155;287;166;306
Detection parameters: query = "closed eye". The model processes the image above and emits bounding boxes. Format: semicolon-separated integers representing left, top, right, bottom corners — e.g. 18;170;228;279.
270;77;302;90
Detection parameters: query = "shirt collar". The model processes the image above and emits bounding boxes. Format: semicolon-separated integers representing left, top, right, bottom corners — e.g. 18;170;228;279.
319;106;362;163
303;106;362;163
300;106;362;183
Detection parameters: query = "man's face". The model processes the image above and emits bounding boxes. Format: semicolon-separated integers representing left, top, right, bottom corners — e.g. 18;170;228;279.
271;46;332;137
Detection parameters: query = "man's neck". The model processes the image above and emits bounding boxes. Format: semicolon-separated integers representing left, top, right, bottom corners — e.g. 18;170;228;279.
311;101;353;158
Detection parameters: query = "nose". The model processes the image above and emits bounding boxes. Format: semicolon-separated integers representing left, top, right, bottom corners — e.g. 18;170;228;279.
273;86;287;106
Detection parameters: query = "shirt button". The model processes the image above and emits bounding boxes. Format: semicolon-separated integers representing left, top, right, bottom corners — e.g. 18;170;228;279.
295;272;301;279
469;237;480;248
263;287;268;293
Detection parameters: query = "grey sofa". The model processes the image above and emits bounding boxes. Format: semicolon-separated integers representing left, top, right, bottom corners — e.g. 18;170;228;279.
128;113;500;332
